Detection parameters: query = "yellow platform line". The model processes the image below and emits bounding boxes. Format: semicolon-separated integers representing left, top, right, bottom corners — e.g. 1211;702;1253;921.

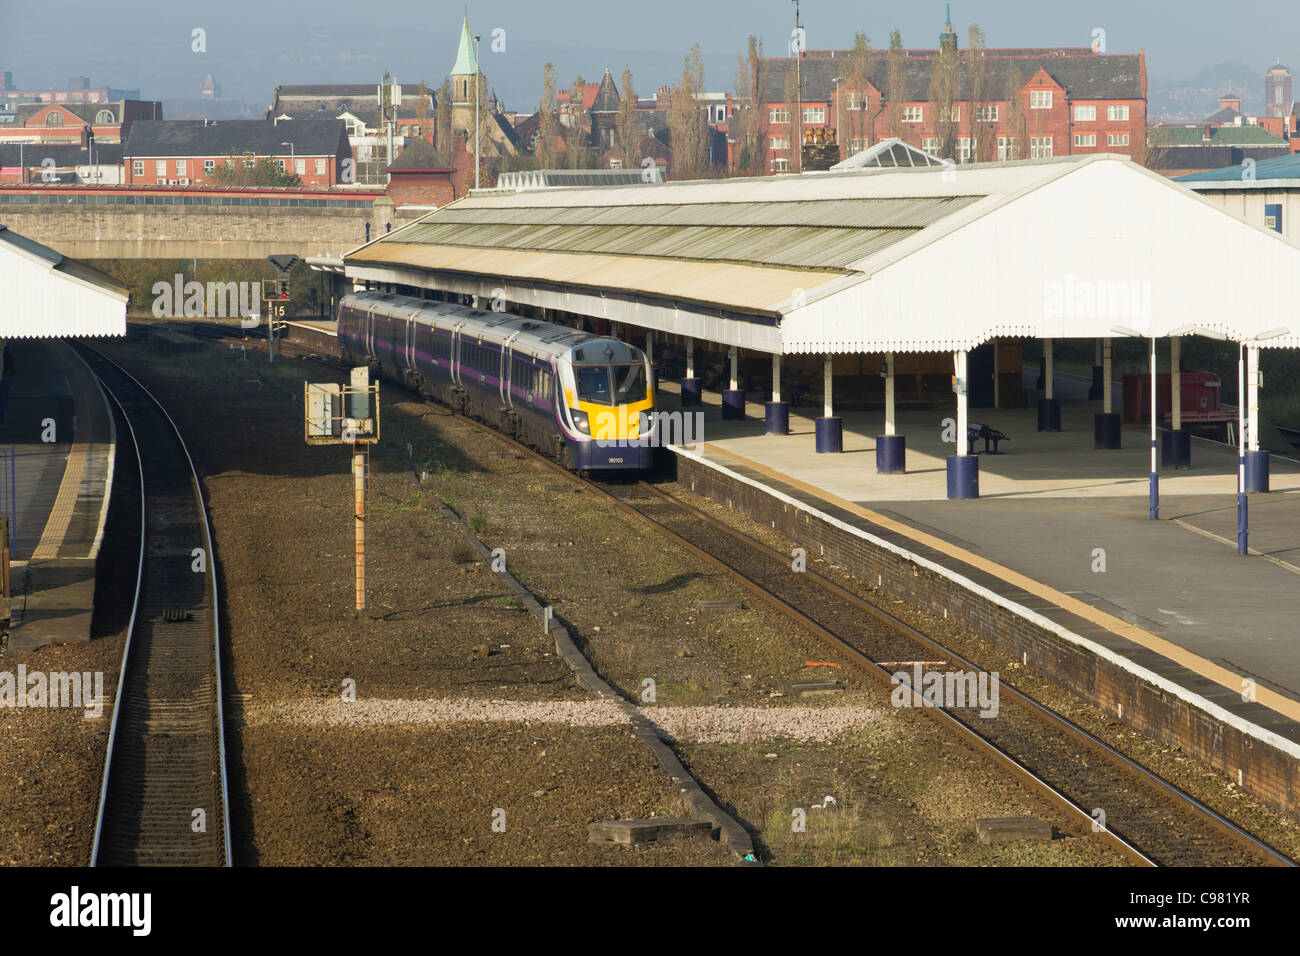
31;441;88;560
700;443;1300;726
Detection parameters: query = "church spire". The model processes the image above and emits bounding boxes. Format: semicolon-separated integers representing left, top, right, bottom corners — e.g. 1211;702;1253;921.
451;15;478;77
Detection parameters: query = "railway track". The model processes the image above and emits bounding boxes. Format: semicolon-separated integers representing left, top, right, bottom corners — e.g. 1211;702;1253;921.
79;345;231;867
160;319;1295;866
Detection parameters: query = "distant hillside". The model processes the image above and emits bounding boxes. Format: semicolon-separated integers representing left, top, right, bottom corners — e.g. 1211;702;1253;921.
1149;59;1265;122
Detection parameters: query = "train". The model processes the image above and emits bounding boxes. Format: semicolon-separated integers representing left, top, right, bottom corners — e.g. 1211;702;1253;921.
337;291;656;471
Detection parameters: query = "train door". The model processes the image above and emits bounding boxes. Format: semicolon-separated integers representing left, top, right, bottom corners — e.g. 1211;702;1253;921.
364;307;376;360
450;320;465;387
501;331;522;409
403;312;417;375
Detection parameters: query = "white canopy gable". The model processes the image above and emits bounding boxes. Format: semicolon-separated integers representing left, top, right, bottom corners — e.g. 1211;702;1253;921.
0;225;127;339
782;155;1300;354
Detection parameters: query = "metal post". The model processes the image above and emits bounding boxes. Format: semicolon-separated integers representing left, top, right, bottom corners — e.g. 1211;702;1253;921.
992;341;999;409
772;354;781;404
729;347;738;391
1247;344;1260;452
956;350;968;456
354;445;368;611
1103;338;1113;414
686;337;695;378
645;329;654;366
823;355;833;419
1171;336;1182;431
1044;338;1054;400
1238;342;1248;554
474;35;482;191
1149;336;1158;520
885;352;896;435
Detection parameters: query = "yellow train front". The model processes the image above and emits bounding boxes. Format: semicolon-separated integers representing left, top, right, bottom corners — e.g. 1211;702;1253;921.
555;339;656;471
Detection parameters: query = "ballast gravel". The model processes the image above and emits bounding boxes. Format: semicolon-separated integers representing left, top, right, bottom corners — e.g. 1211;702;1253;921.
242;698;877;744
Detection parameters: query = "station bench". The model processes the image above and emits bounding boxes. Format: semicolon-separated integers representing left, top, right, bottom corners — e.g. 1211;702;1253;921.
967;423;1010;455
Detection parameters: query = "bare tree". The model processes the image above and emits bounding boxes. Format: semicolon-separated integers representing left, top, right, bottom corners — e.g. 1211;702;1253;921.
886;29;906;140
928;39;959;159
732;35;762;174
782;58;800;173
968;26;996;162
1004;64;1026;160
537;63;561;169
669;44;708;179
617;67;638;169
847;32;873;152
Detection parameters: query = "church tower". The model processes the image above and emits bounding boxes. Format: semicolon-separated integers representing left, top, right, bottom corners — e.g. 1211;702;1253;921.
449;15;481;139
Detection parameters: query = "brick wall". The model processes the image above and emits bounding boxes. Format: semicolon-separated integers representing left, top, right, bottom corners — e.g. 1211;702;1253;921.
387;171;455;208
675;453;1300;817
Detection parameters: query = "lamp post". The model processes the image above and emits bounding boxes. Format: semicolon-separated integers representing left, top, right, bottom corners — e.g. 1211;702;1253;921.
1235;327;1289;554
833;76;842;161
474;33;482;191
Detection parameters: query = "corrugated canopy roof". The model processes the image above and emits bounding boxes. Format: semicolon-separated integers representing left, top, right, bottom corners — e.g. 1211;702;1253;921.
344;154;1300;354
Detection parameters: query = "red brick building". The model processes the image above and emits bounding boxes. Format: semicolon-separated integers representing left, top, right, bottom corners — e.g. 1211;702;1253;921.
121;119;350;186
755;19;1148;172
0;100;161;145
385;137;456;207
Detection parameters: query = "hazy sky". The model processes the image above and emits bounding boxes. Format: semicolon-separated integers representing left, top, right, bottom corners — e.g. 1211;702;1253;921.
1;0;1296;110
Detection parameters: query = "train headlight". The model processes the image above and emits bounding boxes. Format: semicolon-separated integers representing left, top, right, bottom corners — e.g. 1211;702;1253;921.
570;409;590;433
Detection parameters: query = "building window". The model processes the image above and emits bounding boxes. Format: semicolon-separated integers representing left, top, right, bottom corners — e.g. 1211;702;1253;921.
1073;133;1097;147
802;106;825;124
1107;132;1130;147
45;110;63;126
845;91;864;110
957;137;972;162
131;160;143;176
1073;104;1097;122
974;105;999;122
1030;90;1053;109
315;158;326;175
770;157;789;172
901;106;923;123
278;159;287;171
155;160;166;176
950;105;961;122
1030;136;1053;158
770;135;791;150
849;137;865;151
997;136;1016;160
204;159;215;172
1107;104;1130;121
608;159;622;169
295;158;306;175
769;107;790;124
176;159;187;174
921;137;939;152
95;109;114;124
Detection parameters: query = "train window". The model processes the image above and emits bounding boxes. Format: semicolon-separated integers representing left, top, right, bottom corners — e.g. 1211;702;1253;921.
613;364;647;404
576;366;612;405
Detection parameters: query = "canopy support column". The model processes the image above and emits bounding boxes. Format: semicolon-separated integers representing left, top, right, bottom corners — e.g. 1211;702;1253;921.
722;346;745;420
815;354;842;453
1245;344;1270;493
681;336;700;407
1095;337;1121;449
1164;336;1191;469
765;353;789;435
947;350;977;497
1038;337;1061;431
876;352;905;474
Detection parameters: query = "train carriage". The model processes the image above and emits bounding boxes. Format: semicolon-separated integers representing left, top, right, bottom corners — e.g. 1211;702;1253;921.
337;291;655;471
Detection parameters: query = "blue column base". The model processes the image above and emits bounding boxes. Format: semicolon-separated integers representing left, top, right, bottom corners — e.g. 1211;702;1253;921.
1037;397;1062;431
764;401;790;435
946;455;979;499
1094;412;1121;449
721;389;745;420
1238;491;1249;555
876;434;906;474
1149;472;1159;520
1161;429;1192;469
1245;450;1270;493
815;417;843;453
680;377;702;407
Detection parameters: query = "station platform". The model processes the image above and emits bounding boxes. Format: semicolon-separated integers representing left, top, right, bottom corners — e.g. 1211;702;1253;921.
656;373;1300;812
3;339;114;651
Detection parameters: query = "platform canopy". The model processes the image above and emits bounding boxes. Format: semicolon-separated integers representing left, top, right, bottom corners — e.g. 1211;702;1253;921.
343;154;1300;355
0;224;127;338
